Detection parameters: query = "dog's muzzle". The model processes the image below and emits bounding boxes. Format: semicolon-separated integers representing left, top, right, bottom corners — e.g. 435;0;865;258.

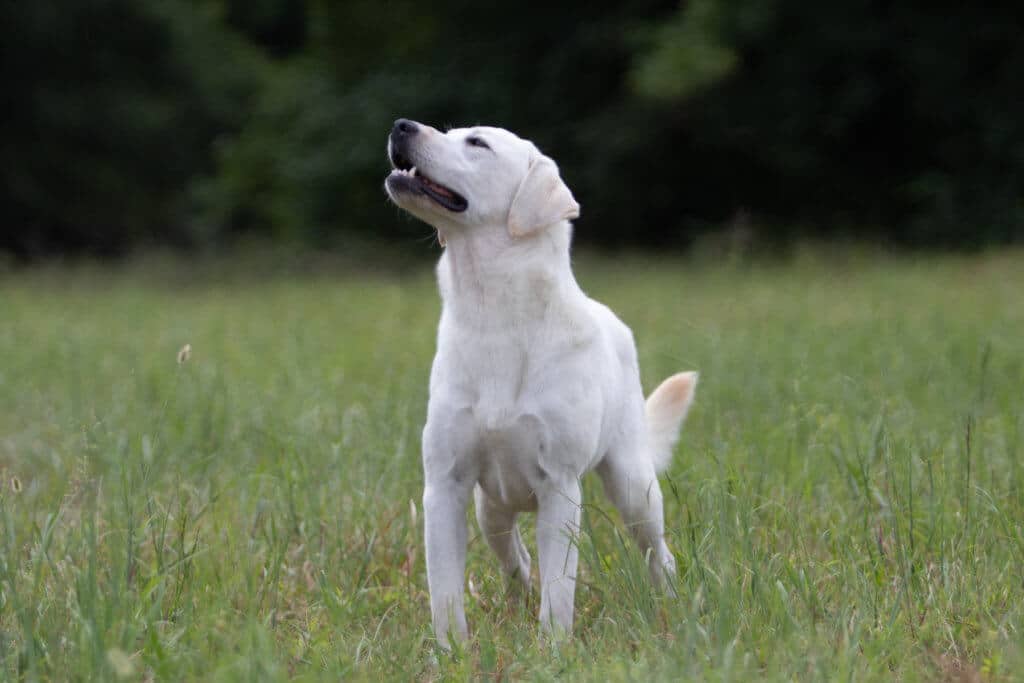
386;118;468;213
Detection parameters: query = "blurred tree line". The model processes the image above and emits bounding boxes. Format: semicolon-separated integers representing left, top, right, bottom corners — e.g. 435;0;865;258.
2;0;1022;257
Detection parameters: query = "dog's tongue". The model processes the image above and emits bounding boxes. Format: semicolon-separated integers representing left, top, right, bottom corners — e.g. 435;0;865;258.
422;176;455;198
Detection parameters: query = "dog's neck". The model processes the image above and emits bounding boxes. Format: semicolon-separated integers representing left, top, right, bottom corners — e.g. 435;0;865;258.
436;221;580;328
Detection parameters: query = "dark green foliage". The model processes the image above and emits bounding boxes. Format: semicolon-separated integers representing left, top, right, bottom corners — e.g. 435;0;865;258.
2;0;1022;255
0;0;262;256
637;1;1024;245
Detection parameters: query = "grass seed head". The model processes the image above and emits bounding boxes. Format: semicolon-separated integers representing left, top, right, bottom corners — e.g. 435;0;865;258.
177;343;192;364
106;648;135;679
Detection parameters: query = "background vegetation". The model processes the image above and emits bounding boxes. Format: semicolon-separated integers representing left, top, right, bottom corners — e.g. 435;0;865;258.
3;0;1023;257
2;250;1022;680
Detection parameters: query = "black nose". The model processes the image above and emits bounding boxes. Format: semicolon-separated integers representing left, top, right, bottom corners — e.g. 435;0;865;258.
392;118;419;138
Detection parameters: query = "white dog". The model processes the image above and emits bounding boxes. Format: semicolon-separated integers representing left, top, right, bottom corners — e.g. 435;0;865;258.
384;119;698;647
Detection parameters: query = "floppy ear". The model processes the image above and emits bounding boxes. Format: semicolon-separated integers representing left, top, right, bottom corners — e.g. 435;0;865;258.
507;155;580;238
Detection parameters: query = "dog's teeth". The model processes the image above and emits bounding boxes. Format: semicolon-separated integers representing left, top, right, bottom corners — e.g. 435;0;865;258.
410;166;417;177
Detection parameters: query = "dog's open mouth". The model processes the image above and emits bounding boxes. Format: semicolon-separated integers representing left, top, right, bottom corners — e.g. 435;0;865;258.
388;160;468;213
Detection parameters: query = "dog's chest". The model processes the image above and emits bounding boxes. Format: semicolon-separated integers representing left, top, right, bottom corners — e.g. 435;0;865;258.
446;337;561;507
474;414;547;509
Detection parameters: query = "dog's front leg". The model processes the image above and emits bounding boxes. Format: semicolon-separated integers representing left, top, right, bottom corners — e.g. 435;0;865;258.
421;407;477;648
536;477;582;639
423;479;471;648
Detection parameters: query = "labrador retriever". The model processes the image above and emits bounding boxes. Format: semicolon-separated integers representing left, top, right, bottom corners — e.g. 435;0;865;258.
384;119;697;647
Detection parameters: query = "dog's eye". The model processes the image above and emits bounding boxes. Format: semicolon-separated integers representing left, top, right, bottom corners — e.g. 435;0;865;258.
466;136;490;150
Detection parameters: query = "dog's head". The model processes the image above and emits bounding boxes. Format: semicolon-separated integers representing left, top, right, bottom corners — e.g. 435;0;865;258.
384;119;579;241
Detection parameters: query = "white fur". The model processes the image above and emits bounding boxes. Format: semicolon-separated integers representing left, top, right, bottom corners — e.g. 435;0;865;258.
384;121;698;647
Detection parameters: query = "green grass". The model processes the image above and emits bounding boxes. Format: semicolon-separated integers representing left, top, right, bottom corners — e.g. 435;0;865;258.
1;248;1022;681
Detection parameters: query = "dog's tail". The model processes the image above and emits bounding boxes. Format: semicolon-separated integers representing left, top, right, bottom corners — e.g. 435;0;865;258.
646;371;699;473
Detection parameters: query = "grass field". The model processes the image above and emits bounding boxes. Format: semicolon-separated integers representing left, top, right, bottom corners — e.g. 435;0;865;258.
1;248;1022;681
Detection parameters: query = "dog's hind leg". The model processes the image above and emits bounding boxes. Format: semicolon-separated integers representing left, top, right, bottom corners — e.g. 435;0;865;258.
596;450;677;585
474;485;532;591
